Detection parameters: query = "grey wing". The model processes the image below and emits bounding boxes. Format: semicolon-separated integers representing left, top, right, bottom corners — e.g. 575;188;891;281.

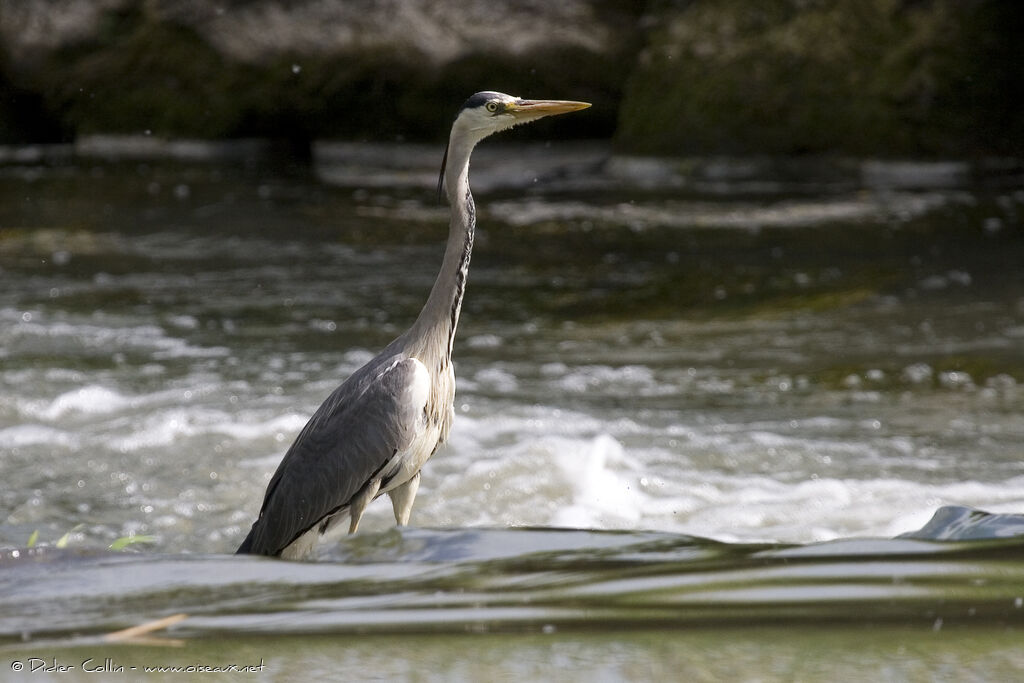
238;355;429;555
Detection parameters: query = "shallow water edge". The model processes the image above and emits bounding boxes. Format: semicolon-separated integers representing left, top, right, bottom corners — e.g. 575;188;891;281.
2;508;1024;646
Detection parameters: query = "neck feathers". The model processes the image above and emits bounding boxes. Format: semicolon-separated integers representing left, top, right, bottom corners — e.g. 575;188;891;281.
409;135;477;369
446;187;474;356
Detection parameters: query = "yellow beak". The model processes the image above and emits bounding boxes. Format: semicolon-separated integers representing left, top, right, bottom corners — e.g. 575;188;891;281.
507;99;592;118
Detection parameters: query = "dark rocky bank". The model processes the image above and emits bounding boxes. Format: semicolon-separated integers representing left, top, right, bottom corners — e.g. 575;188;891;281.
0;0;1020;157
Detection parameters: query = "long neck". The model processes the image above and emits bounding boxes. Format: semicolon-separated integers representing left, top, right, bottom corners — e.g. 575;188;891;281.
407;135;476;370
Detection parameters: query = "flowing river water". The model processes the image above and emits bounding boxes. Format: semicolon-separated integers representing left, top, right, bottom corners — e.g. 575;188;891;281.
0;140;1022;679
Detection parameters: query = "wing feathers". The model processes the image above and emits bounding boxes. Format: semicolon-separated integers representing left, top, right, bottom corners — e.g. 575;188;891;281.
238;355;430;555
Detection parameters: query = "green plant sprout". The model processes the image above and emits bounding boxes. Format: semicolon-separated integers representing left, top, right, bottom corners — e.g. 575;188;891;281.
24;526;156;551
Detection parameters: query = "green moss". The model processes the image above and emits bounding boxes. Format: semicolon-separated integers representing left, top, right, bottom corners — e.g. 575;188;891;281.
618;0;1024;157
39;10;243;137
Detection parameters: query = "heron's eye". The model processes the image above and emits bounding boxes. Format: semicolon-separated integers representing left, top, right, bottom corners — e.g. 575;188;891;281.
485;101;500;113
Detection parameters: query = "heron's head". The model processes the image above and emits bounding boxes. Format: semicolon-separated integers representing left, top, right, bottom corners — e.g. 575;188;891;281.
439;91;590;200
452;91;591;143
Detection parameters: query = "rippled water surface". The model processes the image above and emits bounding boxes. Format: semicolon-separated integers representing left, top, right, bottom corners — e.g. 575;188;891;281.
1;142;1022;677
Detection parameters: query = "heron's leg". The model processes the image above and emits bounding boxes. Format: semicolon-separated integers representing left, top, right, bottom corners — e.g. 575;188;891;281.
281;528;319;561
388;471;421;526
348;478;382;534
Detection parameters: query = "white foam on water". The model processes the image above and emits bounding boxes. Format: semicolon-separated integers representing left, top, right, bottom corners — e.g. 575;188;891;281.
403;405;1024;545
670;474;1024;543
552;364;668;396
549;433;649;529
23;385;132;420
8;368;1016;551
489;190;960;230
469;367;519;393
405;429;649;532
1;308;229;359
110;407;309;452
210;413;309;443
0;424;76;448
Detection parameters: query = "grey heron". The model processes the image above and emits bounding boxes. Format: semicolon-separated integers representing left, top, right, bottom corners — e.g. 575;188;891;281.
237;91;590;558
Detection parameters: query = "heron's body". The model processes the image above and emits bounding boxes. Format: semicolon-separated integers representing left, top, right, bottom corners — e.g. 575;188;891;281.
237;91;589;559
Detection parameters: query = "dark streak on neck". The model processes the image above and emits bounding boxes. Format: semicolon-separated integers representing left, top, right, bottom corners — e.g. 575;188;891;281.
447;187;475;361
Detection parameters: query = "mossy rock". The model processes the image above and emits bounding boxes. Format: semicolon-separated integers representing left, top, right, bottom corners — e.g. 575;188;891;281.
617;0;1024;157
36;9;246;138
10;4;626;144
